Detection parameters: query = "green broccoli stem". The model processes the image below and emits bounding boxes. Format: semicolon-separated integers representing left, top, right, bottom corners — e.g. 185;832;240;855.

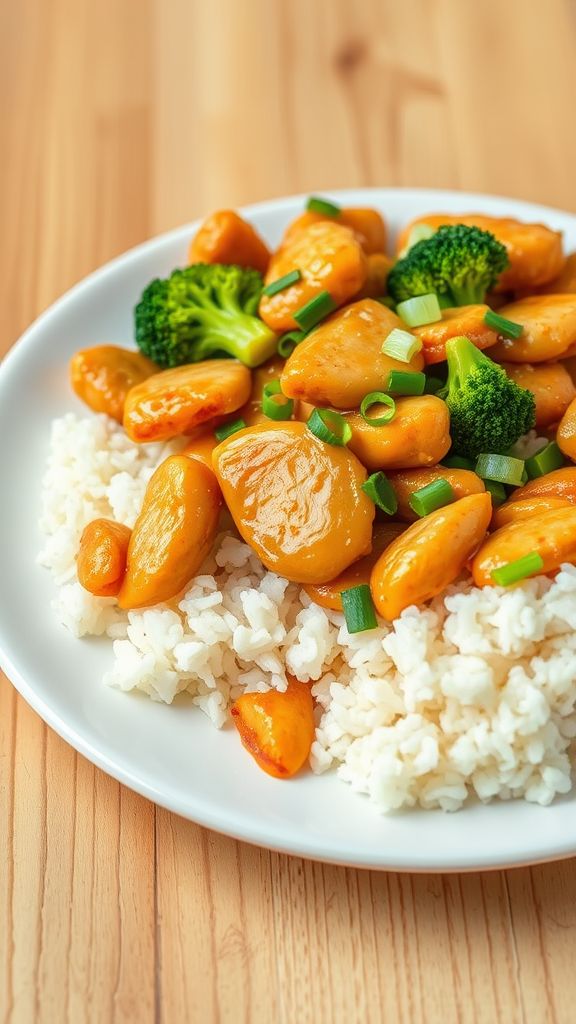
448;283;486;306
192;311;278;368
444;335;490;393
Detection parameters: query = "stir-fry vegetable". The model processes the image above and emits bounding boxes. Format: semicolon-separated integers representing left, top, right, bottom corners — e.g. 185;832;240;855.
387;225;509;306
135;264;277;369
441;336;535;459
395;213;565;293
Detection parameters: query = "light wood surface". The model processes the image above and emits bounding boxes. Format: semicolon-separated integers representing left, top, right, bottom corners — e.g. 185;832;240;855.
3;1;576;1021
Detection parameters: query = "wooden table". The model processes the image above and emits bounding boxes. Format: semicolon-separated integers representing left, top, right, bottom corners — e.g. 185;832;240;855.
2;1;576;1020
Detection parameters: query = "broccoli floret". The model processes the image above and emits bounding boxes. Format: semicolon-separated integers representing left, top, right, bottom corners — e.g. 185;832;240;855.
388;224;509;306
441;336;536;459
135;263;277;368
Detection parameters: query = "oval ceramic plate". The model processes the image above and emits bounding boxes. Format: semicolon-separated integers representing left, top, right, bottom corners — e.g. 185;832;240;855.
1;188;576;872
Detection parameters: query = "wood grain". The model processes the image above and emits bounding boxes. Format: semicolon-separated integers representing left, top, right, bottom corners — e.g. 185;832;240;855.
3;0;576;1021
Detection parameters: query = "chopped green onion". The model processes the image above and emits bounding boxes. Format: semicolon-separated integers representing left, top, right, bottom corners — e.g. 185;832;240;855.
359;392;396;426
398;223;436;258
385;370;426;396
424;375;445;395
262;269;301;297
306;196;341;217
377;296;396;310
484;479;507;505
361;472;398;515
441;455;475;470
396;293;442;327
277;330;306;358
307;408;352;446
341;584;378;633
294;291;337;331
214;418;247;442
525;441;565;479
381;328;422;363
475;453;525;486
491;551;545;587
408;478;455;517
484;310;524;339
262;380;294;421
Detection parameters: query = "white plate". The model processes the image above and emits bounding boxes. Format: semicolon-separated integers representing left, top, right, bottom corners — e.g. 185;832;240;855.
2;187;576;873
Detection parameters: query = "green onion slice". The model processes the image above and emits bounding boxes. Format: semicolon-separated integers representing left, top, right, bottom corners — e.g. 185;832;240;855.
484;310;524;339
396;293;442;328
385;370;426;396
441;454;475;470
424;375;445;395
359;392;396;426
361;472;398;515
214;418;247;442
294;291;337;331
408;478;455;517
261;380;294;421
306;196;341;217
262;269;301;297
307;408;352;446
398;223;436;258
381;328;422;363
491;551;545;587
484;479;507;506
341;584;378;633
475;453;525;486
525;441;565;479
277;330;306;358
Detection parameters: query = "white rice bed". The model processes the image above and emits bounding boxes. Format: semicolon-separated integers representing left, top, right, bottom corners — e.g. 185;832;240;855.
38;413;576;813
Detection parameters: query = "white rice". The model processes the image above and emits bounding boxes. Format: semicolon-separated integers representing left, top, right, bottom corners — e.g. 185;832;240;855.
39;413;576;812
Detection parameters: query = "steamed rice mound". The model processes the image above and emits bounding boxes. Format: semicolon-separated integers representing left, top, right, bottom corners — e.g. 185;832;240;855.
38;413;576;812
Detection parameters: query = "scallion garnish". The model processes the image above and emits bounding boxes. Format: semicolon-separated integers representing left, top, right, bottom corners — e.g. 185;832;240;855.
381;328;422;363
484;310;524;339
424;375;445;395
491;551;545;587
341;584;378;633
385;370;426;396
396;293;442;328
277;330;306;358
306;196;341;217
359;392;396;426
475;453;525;486
261;380;294;421
294;291;337;331
262;269;301;297
408;478;455;517
361;472;398;515
525;441;565;479
441;455;475;470
214;418;247;442
306;408;352;446
484;479;507;506
398;223;436;258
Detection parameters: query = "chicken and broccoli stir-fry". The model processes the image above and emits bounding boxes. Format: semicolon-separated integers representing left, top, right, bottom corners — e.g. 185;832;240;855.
70;197;576;779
